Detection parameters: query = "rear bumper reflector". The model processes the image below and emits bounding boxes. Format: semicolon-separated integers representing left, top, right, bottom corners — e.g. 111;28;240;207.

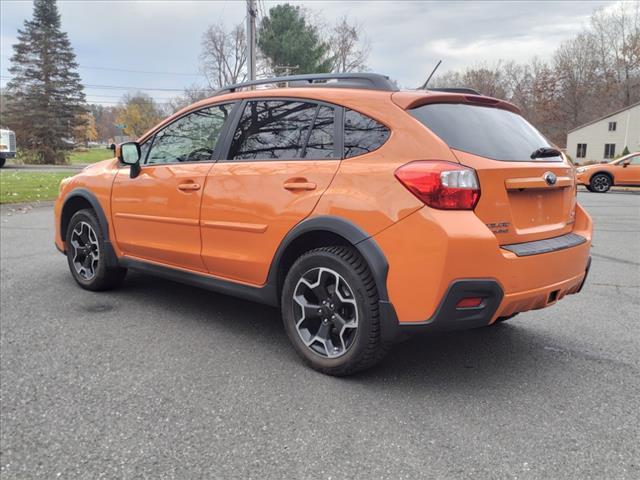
502;233;586;257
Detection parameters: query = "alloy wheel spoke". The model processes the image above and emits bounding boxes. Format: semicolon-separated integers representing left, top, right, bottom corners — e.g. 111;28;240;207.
293;266;359;359
70;221;100;280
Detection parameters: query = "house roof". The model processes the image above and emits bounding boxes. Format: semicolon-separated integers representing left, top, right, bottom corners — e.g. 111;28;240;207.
568;101;640;133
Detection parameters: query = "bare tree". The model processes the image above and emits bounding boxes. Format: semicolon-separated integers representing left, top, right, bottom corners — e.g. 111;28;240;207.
553;33;600;126
328;16;370;73
590;3;640;106
168;84;212;113
200;23;247;90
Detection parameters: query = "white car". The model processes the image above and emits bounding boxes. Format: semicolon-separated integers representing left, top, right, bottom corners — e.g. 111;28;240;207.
0;128;17;167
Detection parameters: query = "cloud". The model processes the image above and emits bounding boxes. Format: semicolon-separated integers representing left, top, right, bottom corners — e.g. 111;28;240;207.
1;0;618;100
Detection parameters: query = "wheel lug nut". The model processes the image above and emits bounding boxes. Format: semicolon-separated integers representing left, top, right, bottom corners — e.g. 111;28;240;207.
330;304;334;308
331;315;335;319
318;309;322;313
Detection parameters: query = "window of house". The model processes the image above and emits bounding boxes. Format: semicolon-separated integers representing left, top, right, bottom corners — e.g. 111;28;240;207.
576;143;587;158
145;104;233;164
608;122;617;132
228;100;336;160
604;143;616;159
343;109;390;158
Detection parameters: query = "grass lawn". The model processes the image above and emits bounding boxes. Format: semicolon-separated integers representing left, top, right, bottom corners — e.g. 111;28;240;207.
68;148;114;165
0;170;71;204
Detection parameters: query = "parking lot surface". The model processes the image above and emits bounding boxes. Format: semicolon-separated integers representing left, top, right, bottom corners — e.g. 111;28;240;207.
1;191;639;479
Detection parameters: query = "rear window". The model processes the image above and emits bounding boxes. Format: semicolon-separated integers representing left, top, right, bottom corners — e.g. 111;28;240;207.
410;103;560;162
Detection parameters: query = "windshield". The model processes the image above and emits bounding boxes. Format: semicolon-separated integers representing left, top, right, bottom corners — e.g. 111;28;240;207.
410;103;561;162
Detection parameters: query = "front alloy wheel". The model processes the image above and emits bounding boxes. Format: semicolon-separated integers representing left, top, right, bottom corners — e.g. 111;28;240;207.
590;173;611;193
293;267;359;358
70;221;100;280
65;209;127;291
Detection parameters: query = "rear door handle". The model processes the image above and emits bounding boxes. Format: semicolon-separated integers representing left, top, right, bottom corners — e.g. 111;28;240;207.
177;183;201;191
283;181;317;191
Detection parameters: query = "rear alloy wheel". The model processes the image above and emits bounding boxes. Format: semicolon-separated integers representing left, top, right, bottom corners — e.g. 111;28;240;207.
281;246;389;376
590;173;612;193
292;267;359;359
66;209;127;291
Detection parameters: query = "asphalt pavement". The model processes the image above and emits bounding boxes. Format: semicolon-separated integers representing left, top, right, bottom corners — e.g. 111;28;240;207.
1;191;639;479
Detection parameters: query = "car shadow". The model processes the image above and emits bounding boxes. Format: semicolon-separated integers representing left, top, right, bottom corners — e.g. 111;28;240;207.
110;271;566;389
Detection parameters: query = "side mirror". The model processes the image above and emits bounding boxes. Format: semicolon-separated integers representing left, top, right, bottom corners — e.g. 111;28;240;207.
118;142;141;178
622;161;629;168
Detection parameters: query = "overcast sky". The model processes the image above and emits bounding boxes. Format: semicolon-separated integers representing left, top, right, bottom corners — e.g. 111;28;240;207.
0;0;616;106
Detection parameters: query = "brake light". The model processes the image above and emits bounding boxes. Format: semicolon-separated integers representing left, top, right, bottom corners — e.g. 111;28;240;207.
394;161;480;210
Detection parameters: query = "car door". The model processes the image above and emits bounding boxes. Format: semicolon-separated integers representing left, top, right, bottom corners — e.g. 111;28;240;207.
616;154;640;185
111;103;235;271
200;98;341;285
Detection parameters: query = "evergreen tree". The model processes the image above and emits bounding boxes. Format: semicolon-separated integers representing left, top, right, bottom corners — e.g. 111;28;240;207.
5;0;86;164
258;4;333;75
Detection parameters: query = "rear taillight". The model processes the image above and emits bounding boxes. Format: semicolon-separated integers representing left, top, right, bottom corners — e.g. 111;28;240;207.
394;161;480;210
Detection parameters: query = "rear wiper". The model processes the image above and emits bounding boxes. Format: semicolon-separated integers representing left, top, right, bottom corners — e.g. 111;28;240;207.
530;147;561;159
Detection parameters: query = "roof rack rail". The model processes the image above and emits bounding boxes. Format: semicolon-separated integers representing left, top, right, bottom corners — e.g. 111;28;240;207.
428;87;482;95
214;73;398;96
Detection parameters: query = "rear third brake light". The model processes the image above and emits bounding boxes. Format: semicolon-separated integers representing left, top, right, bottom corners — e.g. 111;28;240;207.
394;161;480;210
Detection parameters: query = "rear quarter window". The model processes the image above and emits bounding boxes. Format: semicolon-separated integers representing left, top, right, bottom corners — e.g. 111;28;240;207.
343;109;390;158
410;103;560;162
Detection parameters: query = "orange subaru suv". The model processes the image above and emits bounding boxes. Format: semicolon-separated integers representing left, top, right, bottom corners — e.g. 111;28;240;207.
54;74;592;375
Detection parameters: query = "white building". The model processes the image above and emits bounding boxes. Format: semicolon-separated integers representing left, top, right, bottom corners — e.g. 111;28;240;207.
566;102;639;164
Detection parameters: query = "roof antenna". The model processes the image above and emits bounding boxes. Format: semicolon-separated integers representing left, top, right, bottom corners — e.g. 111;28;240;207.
420;60;442;90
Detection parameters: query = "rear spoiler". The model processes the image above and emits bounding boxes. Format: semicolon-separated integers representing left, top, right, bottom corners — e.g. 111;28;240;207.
392;91;521;115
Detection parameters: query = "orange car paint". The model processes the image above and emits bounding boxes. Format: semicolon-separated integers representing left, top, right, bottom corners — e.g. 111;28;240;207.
576;152;640;187
55;86;593;325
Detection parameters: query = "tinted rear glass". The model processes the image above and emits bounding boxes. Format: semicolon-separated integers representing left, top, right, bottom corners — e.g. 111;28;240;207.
344;109;390;158
410;103;560;162
228;100;335;160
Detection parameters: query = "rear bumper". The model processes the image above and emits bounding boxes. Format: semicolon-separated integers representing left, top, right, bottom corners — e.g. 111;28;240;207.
373;203;593;339
382;257;590;338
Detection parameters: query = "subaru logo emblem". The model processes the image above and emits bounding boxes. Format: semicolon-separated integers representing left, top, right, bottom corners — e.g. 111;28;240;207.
543;172;557;186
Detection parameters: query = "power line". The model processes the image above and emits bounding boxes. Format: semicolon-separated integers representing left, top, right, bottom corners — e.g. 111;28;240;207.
1;75;209;93
78;65;203;77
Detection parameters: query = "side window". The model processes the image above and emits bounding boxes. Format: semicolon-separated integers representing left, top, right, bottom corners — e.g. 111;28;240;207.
304;106;335;160
343;109;390;158
628;155;640;165
228;100;335;160
146;103;233;165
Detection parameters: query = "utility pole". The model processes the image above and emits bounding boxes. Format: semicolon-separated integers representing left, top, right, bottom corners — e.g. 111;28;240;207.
246;0;257;82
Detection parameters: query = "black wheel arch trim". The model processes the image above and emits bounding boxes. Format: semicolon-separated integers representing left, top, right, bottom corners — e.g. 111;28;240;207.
590;171;614;183
266;215;391;301
60;188;118;267
266;215;400;341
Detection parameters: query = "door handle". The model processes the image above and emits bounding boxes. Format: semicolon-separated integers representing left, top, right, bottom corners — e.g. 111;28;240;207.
283;181;317;191
177;183;201;191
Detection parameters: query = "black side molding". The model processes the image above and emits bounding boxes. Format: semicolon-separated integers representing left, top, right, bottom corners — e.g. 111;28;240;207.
120;257;278;307
502;233;586;257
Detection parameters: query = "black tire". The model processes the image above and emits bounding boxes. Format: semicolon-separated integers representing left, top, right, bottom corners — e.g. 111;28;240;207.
590;173;612;193
65;209;127;291
0;157;6;168
585;185;594;192
281;246;389;376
